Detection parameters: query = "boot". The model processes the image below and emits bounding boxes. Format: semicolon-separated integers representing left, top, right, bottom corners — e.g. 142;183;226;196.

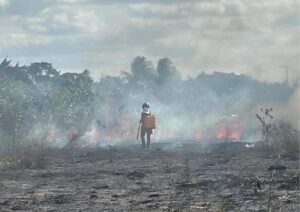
141;140;146;149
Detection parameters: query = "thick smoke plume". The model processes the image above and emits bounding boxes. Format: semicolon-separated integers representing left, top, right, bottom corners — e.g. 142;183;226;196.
0;57;298;151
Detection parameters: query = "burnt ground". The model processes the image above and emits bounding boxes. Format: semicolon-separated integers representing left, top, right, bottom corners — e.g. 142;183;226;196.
0;141;299;212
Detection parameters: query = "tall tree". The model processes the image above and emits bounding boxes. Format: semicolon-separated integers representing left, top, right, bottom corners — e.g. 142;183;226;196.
157;58;180;84
131;56;157;82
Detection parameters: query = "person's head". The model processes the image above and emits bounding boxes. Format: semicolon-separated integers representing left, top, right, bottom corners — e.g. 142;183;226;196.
142;102;150;110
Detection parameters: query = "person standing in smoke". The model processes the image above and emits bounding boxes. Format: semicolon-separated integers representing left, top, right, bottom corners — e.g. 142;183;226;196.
138;102;155;149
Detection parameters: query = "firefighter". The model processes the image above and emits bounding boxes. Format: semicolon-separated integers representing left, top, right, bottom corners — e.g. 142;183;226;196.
139;102;153;149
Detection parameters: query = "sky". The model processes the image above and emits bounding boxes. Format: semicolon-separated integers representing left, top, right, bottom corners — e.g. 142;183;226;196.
0;0;299;82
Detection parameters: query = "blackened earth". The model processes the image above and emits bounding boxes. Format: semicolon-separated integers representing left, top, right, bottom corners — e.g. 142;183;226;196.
0;141;299;211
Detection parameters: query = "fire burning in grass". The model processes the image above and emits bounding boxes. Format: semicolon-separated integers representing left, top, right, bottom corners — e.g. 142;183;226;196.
194;115;242;141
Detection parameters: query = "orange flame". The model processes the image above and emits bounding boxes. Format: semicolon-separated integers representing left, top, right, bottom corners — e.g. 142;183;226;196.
194;116;242;140
216;128;227;139
230;131;239;139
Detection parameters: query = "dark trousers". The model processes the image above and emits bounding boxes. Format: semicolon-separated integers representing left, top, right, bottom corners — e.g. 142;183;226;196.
141;128;152;148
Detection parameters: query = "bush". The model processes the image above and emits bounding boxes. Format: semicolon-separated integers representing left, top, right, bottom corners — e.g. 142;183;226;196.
17;142;48;169
0;142;50;169
271;121;300;155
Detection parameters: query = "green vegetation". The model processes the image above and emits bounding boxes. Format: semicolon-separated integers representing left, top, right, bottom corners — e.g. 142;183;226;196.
0;56;296;155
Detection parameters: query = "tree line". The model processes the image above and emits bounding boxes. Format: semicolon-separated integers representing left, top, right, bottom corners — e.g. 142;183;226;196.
0;56;296;152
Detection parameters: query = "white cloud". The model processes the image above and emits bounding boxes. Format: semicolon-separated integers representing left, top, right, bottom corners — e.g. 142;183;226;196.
0;0;298;82
0;0;9;8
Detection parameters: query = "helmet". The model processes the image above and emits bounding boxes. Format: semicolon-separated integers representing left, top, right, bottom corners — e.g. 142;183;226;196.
142;102;150;109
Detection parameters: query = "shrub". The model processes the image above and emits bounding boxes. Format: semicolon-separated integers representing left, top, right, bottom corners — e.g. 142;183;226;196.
271;121;299;155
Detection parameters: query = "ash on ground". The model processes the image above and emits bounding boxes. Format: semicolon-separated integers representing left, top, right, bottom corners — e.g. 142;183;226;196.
0;141;299;212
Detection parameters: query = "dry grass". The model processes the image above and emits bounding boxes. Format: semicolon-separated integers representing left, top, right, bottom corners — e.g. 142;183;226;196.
271;121;299;155
17;142;48;169
0;141;49;169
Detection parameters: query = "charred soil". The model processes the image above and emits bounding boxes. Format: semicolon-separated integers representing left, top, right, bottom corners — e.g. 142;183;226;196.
0;141;299;211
